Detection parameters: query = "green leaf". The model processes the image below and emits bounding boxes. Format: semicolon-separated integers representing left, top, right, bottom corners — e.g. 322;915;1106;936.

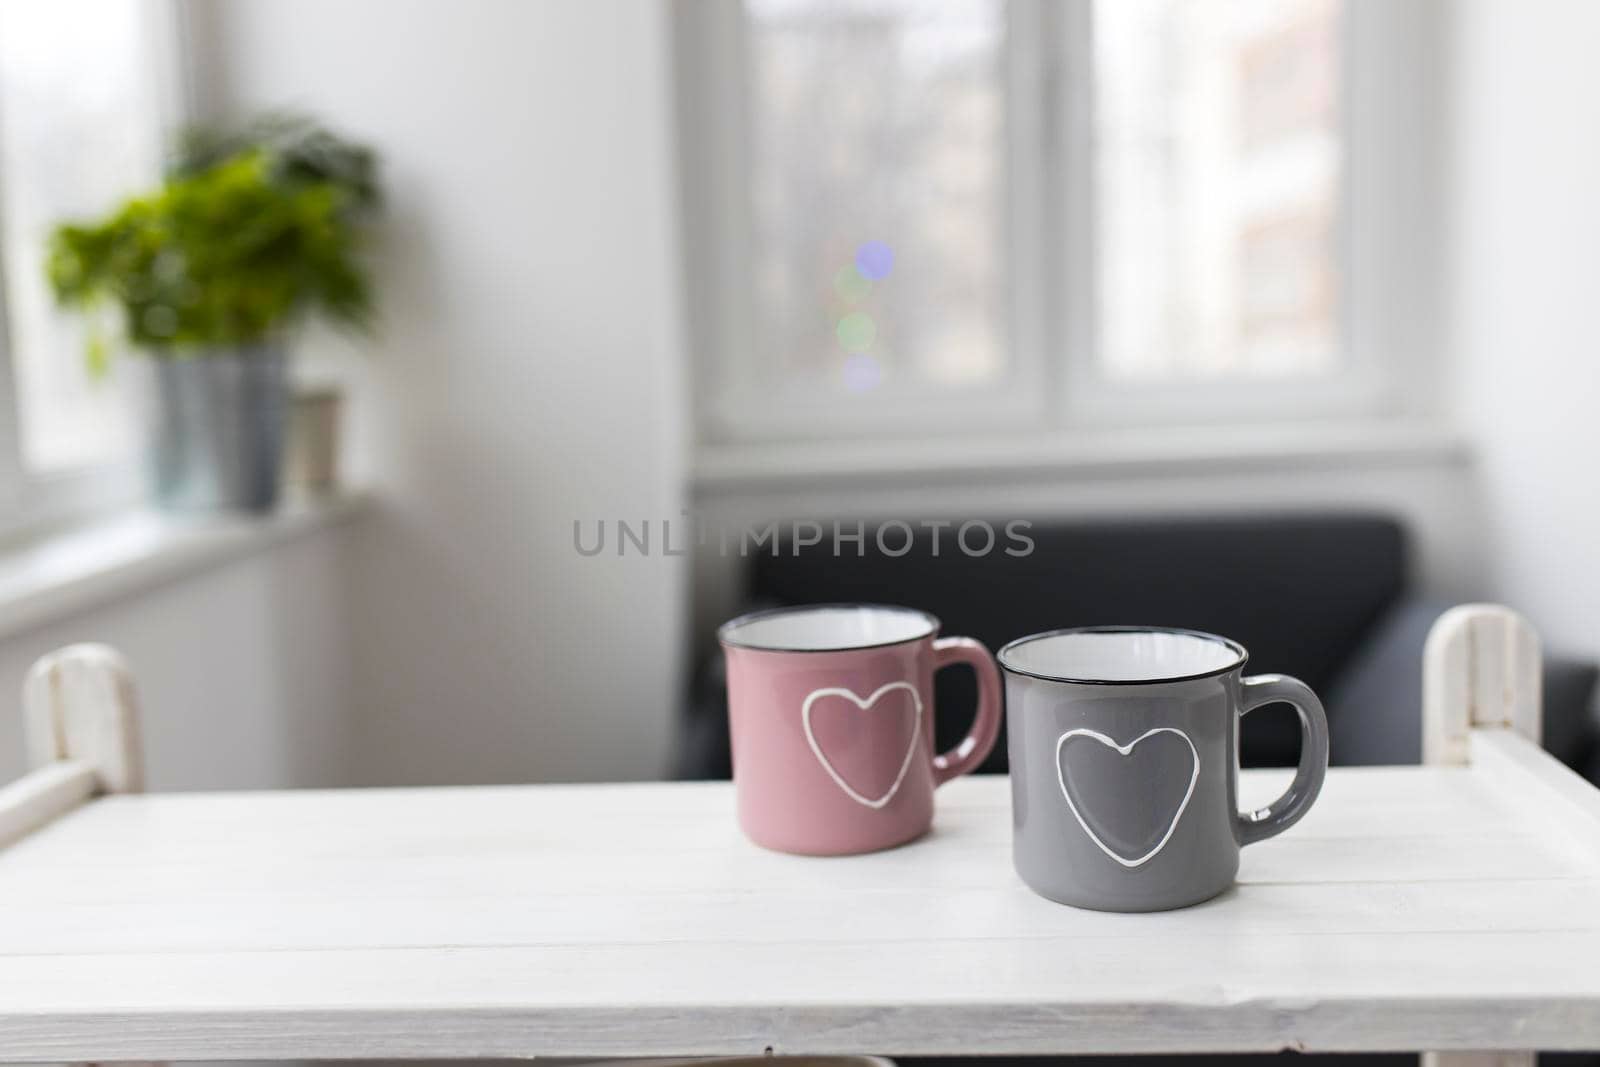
85;326;110;381
44;114;380;369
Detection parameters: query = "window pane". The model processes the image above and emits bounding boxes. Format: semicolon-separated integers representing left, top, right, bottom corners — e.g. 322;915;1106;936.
745;0;1006;394
1094;0;1342;382
0;0;166;472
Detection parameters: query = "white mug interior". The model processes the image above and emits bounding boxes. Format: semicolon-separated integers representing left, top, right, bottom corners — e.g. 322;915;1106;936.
720;604;938;652
1000;628;1246;683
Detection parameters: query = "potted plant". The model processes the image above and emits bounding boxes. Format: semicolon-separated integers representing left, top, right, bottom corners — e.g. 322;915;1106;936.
46;115;379;511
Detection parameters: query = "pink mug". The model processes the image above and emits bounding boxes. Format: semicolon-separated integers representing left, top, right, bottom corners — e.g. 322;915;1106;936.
719;603;1003;855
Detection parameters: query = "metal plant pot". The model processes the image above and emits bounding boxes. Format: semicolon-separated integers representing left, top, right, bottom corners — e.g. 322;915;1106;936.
149;345;286;512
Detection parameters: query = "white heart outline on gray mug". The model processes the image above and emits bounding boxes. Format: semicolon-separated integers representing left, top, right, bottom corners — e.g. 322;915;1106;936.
802;681;922;809
1054;726;1200;869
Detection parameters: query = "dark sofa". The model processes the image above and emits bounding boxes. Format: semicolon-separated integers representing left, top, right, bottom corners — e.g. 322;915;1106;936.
679;512;1599;787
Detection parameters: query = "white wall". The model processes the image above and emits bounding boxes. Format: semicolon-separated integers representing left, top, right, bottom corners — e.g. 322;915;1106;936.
1447;0;1600;662
187;0;689;785
0;526;356;790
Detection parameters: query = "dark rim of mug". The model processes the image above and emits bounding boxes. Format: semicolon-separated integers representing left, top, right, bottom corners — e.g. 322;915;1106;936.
997;625;1249;686
718;602;942;653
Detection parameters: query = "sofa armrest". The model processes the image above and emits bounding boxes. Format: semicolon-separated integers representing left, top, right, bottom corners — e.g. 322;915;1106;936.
1324;597;1599;779
674;650;732;780
1543;656;1600;774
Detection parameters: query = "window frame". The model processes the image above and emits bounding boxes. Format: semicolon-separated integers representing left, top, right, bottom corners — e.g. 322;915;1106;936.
677;0;1053;444
0;0;189;532
676;0;1443;449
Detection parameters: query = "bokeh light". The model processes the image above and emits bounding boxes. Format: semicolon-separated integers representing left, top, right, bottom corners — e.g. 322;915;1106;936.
834;264;871;304
854;240;894;281
836;311;876;350
842;353;883;392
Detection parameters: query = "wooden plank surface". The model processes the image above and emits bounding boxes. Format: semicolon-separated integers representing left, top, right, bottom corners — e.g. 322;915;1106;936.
1;753;1597;1060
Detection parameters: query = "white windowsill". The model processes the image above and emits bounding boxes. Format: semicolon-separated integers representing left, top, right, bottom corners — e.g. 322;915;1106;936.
692;419;1471;494
0;490;371;642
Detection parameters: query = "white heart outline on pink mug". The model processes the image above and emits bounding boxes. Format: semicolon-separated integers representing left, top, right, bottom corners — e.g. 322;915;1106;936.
802;681;922;809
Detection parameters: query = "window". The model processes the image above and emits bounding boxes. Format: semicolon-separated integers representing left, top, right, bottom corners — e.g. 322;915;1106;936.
0;0;180;516
745;0;1008;392
679;0;1424;444
1094;0;1341;383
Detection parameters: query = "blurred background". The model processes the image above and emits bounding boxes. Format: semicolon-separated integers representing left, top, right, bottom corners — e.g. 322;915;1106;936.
0;0;1594;794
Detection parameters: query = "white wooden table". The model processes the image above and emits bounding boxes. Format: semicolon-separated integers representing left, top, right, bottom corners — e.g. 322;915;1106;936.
1;606;1597;1063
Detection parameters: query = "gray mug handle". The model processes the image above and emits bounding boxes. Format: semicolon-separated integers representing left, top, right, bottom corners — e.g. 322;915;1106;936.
1236;674;1330;846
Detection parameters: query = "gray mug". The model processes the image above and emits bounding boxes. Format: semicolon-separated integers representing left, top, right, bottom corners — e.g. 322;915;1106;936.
999;626;1329;912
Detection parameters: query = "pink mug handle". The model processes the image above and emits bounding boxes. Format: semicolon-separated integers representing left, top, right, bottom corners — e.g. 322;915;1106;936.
930;636;1003;786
